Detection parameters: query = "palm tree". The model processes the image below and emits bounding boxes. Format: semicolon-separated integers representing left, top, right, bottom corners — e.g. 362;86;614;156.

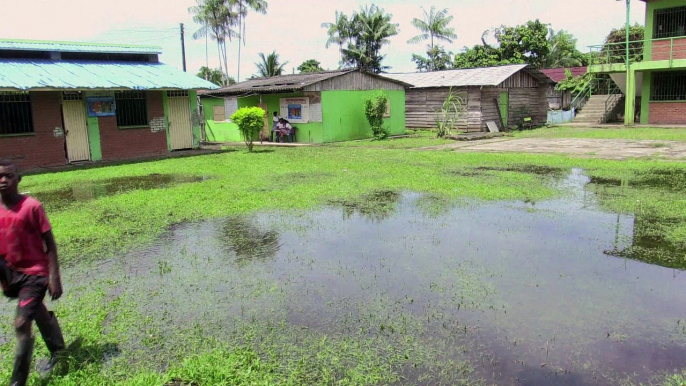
256;51;288;77
342;5;399;73
189;0;239;83
233;0;268;82
407;6;457;49
321;11;350;66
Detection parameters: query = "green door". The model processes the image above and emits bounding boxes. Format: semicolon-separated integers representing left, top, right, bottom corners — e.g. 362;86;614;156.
499;91;508;128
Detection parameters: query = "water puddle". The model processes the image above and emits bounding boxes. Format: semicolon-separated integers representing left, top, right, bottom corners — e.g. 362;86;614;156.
29;174;208;211
5;168;686;385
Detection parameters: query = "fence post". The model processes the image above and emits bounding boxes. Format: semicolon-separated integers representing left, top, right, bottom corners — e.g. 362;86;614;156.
670;38;674;67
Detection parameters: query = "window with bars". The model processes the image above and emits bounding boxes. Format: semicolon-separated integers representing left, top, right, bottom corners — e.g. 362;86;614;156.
651;71;686;101
655;6;686;39
0;92;34;135
115;91;148;127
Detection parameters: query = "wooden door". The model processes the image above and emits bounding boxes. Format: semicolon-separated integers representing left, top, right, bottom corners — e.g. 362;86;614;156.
168;92;194;150
62;99;91;162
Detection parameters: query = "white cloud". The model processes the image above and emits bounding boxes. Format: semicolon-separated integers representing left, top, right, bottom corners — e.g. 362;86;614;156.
0;0;645;76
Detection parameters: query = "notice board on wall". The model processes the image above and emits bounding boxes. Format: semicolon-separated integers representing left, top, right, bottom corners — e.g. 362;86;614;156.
86;97;116;117
279;97;309;123
224;97;238;122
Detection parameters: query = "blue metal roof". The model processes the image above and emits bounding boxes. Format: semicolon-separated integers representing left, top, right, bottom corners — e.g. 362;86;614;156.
0;39;162;54
0;59;218;91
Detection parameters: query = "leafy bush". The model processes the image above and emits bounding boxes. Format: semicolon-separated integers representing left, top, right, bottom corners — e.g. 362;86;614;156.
230;107;265;152
433;87;466;138
364;92;390;140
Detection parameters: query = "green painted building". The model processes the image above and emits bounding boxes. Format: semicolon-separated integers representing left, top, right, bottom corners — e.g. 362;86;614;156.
199;70;408;143
588;0;686;125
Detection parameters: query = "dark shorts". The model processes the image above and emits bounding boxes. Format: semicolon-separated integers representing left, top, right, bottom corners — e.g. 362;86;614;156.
0;258;48;320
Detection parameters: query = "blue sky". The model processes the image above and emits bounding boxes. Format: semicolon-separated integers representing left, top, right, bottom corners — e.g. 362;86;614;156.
0;0;645;78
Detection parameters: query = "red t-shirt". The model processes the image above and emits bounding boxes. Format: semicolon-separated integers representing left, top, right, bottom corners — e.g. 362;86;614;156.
0;196;52;276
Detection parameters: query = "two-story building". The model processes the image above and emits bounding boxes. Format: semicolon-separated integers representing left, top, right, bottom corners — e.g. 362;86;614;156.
588;0;686;125
0;39;217;171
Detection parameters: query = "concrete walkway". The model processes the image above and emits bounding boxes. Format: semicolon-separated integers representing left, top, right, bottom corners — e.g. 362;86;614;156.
418;137;686;160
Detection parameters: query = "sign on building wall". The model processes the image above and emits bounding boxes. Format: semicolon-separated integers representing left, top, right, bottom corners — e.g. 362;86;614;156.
309;103;323;122
224;97;238;122
279;97;309;123
86;97;116;117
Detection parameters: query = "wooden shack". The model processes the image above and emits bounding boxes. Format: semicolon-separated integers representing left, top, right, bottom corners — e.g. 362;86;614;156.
384;64;552;131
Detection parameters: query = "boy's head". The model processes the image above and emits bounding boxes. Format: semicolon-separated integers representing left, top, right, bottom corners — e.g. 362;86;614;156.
0;160;20;196
273;112;278;116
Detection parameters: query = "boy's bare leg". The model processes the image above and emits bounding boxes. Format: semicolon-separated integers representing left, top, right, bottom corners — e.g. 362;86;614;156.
35;302;65;354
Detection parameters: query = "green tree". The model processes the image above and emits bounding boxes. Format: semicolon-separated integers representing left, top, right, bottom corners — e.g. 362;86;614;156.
407;6;457;50
255;51;288;77
412;45;453;72
364;91;389;139
337;5;399;73
453;44;517;69
601;24;645;64
297;59;324;73
544;29;586;68
321;11;351;66
495;20;550;67
197;66;235;86
233;0;268;81
189;0;239;82
230;106;265;152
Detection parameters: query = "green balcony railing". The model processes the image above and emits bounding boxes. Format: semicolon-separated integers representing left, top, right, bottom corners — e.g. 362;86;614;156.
588;36;686;67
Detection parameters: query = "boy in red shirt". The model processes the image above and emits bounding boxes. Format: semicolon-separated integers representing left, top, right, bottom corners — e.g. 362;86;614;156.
0;161;65;386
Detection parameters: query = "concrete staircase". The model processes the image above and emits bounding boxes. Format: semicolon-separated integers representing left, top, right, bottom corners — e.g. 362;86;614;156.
574;94;624;124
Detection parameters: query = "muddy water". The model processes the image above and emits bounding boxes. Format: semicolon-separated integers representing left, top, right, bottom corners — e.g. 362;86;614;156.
8;169;686;385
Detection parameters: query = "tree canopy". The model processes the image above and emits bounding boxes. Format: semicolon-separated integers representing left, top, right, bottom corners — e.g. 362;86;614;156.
412;46;454;72
255;51;288;77
197;66;236;86
297;59;324;73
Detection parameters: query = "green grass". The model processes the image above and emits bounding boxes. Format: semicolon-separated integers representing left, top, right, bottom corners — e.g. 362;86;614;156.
4;143;686;385
513;126;686;142
327;129;455;149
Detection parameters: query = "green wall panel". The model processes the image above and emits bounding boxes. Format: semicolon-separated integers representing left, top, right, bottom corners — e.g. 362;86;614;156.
321;90;405;143
190;90;200;148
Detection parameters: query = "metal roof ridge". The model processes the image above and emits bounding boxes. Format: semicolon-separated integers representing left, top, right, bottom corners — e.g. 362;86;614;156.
0;38;161;50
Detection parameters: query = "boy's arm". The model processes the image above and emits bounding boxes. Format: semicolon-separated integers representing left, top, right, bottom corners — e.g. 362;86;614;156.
42;230;62;300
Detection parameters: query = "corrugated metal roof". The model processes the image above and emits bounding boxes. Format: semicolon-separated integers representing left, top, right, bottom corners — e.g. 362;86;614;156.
0;59;218;90
0;39;161;54
384;64;535;88
201;69;355;95
540;67;587;83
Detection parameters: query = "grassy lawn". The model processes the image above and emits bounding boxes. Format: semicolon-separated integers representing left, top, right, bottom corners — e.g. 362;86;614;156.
2;140;686;385
513;126;686;142
327;129;455;149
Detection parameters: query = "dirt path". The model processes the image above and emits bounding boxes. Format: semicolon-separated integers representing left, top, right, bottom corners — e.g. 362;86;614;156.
418;138;686;160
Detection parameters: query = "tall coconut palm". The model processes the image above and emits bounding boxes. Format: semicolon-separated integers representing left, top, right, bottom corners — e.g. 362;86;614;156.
233;0;268;82
321;11;350;66
256;51;288;77
189;0;239;83
407;6;457;49
342;5;399;73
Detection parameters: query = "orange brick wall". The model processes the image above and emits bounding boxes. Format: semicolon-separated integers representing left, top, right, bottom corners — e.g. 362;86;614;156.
652;38;686;61
98;90;168;161
649;102;686;124
0;92;66;171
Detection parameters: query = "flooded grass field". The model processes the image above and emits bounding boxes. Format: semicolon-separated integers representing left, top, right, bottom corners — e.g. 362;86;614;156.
2;146;686;385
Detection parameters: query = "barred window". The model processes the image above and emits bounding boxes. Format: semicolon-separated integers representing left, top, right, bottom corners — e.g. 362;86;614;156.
651;71;686;101
0;92;33;135
655;6;686;39
115;91;148;127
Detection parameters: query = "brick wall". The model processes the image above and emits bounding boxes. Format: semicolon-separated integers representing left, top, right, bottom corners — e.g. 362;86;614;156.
99;91;168;161
0;92;66;170
649;102;686;124
652;38;686;61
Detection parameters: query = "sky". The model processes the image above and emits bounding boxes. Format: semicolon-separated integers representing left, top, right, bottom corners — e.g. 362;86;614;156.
0;0;646;80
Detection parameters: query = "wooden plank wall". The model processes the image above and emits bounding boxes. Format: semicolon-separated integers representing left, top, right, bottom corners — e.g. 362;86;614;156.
405;87;481;131
304;72;405;91
508;87;548;127
499;71;540;88
480;88;504;130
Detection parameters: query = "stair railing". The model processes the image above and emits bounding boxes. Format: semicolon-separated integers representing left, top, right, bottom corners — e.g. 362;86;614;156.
603;82;623;123
570;78;593;112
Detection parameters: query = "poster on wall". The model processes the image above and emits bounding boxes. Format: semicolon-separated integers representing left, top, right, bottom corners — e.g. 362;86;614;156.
224;97;238;122
279;97;309;123
86;97;116;117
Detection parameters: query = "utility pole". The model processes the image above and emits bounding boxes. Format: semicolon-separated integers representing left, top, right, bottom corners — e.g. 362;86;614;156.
180;23;187;72
622;0;633;125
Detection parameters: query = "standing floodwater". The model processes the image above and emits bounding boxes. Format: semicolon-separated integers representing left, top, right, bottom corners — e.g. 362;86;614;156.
4;168;685;385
